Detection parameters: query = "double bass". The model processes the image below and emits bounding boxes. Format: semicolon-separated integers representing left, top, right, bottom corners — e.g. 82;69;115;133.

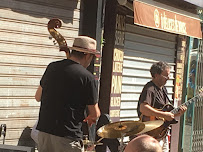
47;18;70;57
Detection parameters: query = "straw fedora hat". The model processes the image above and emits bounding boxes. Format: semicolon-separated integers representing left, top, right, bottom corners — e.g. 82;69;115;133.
69;36;100;57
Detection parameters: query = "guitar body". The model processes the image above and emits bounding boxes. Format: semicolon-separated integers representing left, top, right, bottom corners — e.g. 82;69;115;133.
143;124;168;140
141;104;178;140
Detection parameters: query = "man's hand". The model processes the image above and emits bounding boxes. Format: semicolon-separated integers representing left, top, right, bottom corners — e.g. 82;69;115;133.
175;105;187;117
162;112;174;121
85;103;100;127
83;115;97;127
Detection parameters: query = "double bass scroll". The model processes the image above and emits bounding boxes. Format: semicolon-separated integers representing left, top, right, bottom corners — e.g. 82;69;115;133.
48;18;70;57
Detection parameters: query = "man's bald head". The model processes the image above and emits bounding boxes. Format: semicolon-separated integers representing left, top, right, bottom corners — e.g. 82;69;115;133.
125;135;162;152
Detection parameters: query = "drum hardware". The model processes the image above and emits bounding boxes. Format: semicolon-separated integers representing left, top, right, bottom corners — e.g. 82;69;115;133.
83;135;103;152
83;110;104;151
118;133;127;152
96;120;164;152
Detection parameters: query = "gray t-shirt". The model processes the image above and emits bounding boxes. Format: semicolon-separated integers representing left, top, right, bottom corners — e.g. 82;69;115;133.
137;81;170;120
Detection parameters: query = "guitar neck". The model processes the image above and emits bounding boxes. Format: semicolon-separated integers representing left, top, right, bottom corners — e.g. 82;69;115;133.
170;94;201;114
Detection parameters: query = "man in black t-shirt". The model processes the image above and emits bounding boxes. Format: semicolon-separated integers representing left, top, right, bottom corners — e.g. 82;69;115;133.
137;61;187;152
35;36;101;152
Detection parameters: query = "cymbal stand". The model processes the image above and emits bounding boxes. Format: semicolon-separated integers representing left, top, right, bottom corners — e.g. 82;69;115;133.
0;124;6;144
84;110;97;152
118;133;126;152
96;137;104;143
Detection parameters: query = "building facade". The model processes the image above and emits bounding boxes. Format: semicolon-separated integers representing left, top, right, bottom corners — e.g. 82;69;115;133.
0;0;102;147
99;0;203;151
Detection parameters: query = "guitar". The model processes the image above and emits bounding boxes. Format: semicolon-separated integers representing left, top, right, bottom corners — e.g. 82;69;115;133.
140;88;203;140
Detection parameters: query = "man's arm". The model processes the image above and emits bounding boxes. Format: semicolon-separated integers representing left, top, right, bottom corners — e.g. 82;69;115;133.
35;85;42;102
140;103;174;121
84;103;101;126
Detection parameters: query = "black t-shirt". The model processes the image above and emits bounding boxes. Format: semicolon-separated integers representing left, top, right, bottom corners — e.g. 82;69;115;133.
36;59;98;140
137;81;170;118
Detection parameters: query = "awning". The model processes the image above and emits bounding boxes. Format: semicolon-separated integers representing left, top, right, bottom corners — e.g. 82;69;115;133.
133;0;202;38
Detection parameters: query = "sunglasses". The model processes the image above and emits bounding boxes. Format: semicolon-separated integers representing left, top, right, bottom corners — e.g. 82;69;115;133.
161;74;170;79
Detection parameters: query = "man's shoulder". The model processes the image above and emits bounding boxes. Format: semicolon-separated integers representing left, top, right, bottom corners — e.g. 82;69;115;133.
48;59;66;66
67;61;94;80
82;69;95;80
50;59;94;80
143;81;156;93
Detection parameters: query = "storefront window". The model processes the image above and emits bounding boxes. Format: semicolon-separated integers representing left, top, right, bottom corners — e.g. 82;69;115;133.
182;38;199;152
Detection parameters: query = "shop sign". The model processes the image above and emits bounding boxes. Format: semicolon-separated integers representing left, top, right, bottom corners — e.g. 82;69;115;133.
110;48;124;122
133;1;202;38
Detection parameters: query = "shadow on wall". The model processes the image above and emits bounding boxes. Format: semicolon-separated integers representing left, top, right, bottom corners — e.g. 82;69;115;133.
0;0;79;146
4;0;79;24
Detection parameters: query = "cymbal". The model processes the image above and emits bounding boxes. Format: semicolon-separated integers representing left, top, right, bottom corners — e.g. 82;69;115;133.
136;120;164;135
97;121;145;139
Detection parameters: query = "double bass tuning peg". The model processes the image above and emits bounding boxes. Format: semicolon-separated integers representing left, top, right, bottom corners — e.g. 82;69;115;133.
53;40;58;45
49;35;53;40
48;35;58;46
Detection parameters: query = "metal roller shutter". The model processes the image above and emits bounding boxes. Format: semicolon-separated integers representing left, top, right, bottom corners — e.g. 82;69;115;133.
0;0;81;145
120;23;177;121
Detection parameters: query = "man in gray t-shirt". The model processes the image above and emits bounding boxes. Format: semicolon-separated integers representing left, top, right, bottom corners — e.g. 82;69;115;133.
137;61;187;152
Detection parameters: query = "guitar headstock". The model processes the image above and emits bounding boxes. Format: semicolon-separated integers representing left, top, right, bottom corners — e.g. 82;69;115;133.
198;87;203;97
